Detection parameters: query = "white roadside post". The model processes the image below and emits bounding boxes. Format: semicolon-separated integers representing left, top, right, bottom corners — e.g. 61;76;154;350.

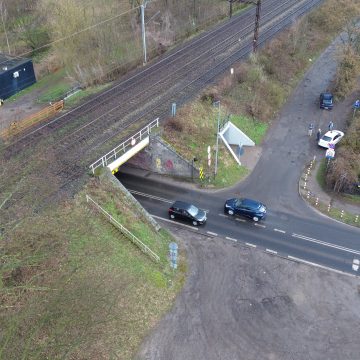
213;101;221;178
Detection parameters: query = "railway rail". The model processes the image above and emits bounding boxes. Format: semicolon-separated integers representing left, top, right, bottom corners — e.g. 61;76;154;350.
0;0;324;207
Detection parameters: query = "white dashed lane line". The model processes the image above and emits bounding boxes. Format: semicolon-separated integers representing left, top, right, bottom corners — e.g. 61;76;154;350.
245;243;257;248
274;228;286;233
207;231;218;236
235;218;246;222
266;249;277;254
226;237;238;242
254;223;266;228
219;213;227;217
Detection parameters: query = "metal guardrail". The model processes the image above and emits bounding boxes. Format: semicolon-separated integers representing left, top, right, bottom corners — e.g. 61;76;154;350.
86;195;160;262
89;118;159;173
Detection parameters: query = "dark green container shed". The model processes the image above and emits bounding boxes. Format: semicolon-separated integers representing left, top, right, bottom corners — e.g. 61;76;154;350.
0;53;36;100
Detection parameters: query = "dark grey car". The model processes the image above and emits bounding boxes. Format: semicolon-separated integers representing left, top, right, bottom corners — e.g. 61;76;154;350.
168;201;207;226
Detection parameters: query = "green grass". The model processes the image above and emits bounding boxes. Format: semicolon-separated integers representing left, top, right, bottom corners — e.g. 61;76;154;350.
316;159;327;189
230;114;268;145
0;176;185;359
63;84;112;108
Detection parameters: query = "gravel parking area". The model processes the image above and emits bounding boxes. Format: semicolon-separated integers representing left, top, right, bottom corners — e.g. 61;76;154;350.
137;227;360;360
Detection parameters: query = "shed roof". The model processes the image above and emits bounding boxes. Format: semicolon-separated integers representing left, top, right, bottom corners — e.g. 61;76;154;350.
0;53;31;76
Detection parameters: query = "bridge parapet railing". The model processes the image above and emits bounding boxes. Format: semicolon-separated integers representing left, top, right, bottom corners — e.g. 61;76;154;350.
89;118;159;173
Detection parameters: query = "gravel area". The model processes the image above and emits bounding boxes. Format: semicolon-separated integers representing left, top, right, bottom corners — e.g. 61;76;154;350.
137;228;360;360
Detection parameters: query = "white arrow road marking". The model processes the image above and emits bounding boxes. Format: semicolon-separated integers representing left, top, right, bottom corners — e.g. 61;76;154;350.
352;259;359;272
292;233;360;256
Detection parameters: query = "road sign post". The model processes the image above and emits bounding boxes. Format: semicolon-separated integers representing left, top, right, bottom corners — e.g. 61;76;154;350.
169;242;178;270
325;148;335;170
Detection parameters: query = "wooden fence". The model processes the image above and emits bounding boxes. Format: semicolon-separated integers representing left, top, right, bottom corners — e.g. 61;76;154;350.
0;100;64;140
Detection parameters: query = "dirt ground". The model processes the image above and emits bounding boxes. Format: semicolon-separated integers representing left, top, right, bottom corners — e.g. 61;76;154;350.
137;227;360;360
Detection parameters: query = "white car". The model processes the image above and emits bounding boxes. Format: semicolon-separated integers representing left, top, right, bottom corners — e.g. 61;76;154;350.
318;130;344;148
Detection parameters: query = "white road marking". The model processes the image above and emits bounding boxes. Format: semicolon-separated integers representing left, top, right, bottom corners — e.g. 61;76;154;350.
207;231;218;236
274;228;286;233
226;237;237;242
129;189;173;203
254;223;266;228
129;190;209;212
288;256;355;277
352;259;359;272
235;218;246;222
151;214;199;230
219;213;227;217
266;249;277;254
292;233;360;256
245;243;257;248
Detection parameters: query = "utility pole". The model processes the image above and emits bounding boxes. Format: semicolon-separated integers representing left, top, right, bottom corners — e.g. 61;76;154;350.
253;0;261;52
233;0;261;53
141;4;147;64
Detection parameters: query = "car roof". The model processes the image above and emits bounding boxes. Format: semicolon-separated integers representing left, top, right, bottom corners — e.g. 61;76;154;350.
323;130;343;138
171;200;194;210
321;92;333;98
239;198;262;207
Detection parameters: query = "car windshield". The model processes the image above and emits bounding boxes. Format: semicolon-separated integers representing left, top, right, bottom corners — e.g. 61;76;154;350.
324;99;332;104
187;204;199;217
322;135;332;142
235;199;243;207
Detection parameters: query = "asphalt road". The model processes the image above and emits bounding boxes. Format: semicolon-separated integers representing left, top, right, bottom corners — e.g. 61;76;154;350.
115;32;360;277
117;168;360;276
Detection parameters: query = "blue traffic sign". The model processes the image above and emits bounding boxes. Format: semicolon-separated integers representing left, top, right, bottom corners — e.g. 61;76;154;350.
169;242;178;269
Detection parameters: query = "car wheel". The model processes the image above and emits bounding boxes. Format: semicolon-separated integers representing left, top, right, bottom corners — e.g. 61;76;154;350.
170;214;175;219
227;209;234;216
192;220;198;226
253;216;259;222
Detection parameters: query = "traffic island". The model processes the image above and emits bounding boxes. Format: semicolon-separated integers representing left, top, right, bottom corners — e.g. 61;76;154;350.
299;156;360;228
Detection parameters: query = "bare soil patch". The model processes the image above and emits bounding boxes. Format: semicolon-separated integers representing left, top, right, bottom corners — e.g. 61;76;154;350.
137;227;360;360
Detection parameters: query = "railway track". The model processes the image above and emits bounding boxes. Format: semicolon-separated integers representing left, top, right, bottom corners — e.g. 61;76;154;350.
0;0;324;206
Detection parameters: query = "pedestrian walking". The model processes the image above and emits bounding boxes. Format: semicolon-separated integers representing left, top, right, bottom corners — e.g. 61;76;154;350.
0;99;4;107
328;121;334;132
308;123;314;136
316;128;322;141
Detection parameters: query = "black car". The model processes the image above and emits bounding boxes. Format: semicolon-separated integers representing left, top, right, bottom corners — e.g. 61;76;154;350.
319;92;333;110
224;198;267;222
168;201;207;226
